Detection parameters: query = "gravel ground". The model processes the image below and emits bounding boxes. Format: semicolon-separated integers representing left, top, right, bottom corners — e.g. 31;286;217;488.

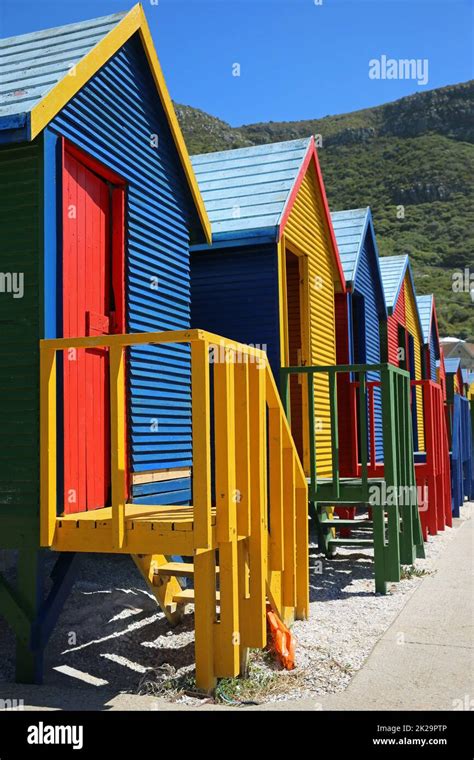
0;502;470;705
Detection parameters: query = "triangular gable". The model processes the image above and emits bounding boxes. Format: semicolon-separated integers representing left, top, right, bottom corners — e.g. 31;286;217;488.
330;206;387;317
379;255;408;312
191;136;345;290
0;4;210;242
279;136;345;291
191;137;312;242
445;357;464;395
416;294;433;345
445;357;461;374
417;293;441;360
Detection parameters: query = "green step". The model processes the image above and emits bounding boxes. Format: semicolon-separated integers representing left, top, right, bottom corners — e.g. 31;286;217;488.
328;538;374;547
320;519;373;527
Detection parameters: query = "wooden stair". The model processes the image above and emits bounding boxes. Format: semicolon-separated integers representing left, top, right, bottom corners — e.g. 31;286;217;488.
40;329;309;694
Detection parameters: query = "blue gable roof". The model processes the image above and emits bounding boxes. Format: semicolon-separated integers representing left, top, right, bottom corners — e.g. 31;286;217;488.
330;207;368;283
416;294;433;345
378;255;408;311
190;137;312;242
0;12;126;129
330;206;387;317
445;357;461;374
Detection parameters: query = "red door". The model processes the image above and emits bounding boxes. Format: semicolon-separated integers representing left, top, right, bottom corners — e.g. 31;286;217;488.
62;146;124;514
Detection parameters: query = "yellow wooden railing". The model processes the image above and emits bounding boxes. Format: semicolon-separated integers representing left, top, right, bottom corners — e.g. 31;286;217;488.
40;330;308;635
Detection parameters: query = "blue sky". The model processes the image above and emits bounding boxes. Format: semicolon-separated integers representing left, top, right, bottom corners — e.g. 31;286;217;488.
1;0;472;126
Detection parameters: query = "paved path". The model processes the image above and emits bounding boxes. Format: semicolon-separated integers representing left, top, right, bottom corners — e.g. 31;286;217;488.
0;511;472;711
261;510;474;711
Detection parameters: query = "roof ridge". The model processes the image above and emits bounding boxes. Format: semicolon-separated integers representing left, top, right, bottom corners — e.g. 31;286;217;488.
0;11;127;48
191;136;313;162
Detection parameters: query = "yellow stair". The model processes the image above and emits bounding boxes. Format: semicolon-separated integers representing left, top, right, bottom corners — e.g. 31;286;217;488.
40;329;309;694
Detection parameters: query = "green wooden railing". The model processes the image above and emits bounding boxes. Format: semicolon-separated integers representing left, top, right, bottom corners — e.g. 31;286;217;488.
280;362;425;594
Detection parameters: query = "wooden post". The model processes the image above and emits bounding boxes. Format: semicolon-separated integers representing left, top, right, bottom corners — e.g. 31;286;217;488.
194;548;217;693
268;408;284;570
191;339;212;549
109;345;126;551
381;366;400;583
234;360;251;538
282;448;296;612
40;348;57;547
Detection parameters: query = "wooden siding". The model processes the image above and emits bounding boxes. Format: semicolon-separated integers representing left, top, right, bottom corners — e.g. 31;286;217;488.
0;12;126;123
404;276;425;450
49;35;197;501
0;141;42;525
335;293;356;474
385;283;405;365
284;161;338;478
191;244;280;377
353;231;384;459
190;138;311;242
286;251;304;460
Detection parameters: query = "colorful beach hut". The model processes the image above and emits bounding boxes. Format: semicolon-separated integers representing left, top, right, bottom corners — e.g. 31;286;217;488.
445;358;473;511
191;144;424;592
0;6;306;689
414;295;451;535
445;357;464;400
379;255;425;452
190;137;346;478
417;294;441;381
330;207;387;472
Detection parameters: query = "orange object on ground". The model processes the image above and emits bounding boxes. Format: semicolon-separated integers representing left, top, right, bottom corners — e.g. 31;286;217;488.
266;606;296;670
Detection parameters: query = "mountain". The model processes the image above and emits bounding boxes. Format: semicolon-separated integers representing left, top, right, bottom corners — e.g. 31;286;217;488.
175;81;474;340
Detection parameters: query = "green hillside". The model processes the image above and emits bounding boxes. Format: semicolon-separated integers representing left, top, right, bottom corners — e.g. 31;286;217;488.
175;81;474;339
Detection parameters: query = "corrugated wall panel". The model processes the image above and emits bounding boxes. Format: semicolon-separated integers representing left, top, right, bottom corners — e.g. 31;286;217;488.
286;252;304;459
191;243;280;376
0;141;42;518
385;283;406;365
335;293;356;474
284;162;337;479
49;35;195;495
404;277;425;450
429;329;438;381
354;236;384;460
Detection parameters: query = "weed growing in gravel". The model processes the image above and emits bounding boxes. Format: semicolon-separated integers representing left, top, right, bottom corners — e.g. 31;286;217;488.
400;565;431;580
138;651;306;704
138;664;197;701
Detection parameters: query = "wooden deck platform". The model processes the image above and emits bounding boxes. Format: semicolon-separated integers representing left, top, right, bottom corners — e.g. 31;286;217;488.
309;477;385;503
52;504;217;555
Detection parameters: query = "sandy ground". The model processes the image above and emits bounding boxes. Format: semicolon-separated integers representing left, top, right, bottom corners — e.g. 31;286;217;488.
0;502;471;705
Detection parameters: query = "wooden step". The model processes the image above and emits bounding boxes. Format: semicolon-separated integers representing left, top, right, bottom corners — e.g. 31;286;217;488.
172;588;221;605
320;519;373;528
154;562;220;580
328;538;374;547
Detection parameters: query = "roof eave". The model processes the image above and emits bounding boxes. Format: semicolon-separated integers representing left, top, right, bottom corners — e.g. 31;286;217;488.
20;3;210;244
278;137;346;294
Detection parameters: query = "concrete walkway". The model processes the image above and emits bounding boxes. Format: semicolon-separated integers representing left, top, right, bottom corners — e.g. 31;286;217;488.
0;511;472;711
261;511;473;711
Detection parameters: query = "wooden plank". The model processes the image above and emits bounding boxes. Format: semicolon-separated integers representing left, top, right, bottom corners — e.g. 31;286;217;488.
132;467;191;485
234;360;251;537
268;408;284;570
214;540;240;678
52;523;197;555
110;345;126;550
295;483;309;620
245;362;267;647
214;350;237;543
132;554;183;626
40;348;57;547
277;236;288;367
282;448;296;608
192;339;212;549
194;549;217;693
